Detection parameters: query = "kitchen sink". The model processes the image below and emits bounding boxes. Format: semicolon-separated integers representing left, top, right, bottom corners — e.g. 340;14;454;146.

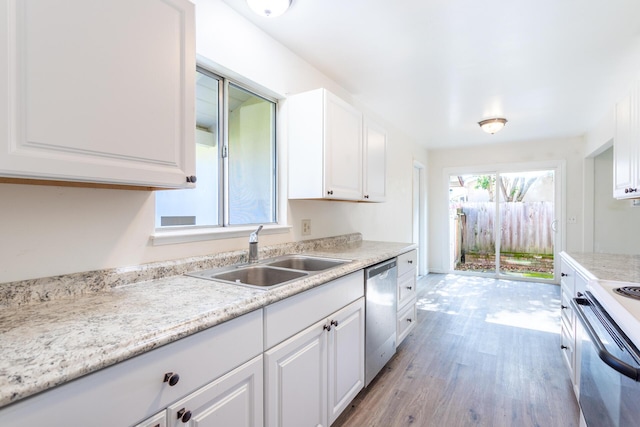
186;254;350;290
207;265;308;288
264;255;348;271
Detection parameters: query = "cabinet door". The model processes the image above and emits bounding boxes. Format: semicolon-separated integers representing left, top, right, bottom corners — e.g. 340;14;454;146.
363;120;387;202
167;355;263;427
614;91;634;197
614;84;640;198
324;91;363;200
134;411;166;427
327;298;365;425
0;0;195;188
265;318;328;427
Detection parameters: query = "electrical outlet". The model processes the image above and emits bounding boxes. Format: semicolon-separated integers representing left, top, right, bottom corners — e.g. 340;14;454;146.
301;219;311;235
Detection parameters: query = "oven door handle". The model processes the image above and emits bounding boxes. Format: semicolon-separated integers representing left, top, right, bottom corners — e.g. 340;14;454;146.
572;297;640;381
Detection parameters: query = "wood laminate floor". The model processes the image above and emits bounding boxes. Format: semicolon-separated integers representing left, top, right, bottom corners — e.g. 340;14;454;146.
333;273;580;427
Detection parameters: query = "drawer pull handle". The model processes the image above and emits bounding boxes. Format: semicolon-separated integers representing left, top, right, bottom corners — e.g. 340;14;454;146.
331;320;339;327
177;408;192;423
163;372;180;387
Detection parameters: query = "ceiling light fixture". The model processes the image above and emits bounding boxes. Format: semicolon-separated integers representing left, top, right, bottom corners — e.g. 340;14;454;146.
478;117;508;134
246;0;292;18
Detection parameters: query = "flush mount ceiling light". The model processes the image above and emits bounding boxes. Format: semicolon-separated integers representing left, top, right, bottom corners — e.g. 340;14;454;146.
478;117;508;134
247;0;292;17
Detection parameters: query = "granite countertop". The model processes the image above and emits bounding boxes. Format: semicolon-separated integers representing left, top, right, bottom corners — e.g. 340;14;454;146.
563;251;640;283
0;235;415;408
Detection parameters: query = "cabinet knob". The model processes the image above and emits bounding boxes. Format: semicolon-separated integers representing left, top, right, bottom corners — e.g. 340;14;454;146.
331;320;339;327
177;408;192;423
327;190;334;195
406;318;412;323
163;372;180;386
561;345;568;350
364;194;369;199
561;272;568;277
407;260;413;264
407;286;413;290
186;175;197;183
323;324;332;332
561;305;568;310
626;187;638;193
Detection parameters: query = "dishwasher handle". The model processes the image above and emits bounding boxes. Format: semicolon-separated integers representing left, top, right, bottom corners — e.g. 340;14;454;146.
366;259;397;279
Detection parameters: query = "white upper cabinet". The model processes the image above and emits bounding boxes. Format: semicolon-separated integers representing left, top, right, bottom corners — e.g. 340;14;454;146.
614;82;640;199
0;0;195;188
363;119;387;202
288;88;364;201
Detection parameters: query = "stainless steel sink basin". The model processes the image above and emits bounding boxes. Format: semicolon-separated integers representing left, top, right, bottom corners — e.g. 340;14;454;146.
186;254;350;290
264;255;348;271
197;265;308;288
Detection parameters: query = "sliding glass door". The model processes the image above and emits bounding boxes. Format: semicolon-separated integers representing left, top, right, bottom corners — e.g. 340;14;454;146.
449;167;558;281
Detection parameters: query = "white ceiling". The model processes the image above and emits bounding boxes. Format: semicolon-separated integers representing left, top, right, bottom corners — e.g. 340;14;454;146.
221;0;640;149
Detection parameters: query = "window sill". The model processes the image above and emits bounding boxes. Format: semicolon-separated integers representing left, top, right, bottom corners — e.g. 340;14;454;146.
151;224;292;246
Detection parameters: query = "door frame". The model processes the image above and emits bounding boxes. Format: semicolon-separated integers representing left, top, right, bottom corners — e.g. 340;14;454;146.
413;160;428;276
443;159;566;283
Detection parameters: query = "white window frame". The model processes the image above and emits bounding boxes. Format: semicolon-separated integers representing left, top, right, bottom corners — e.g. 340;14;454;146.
151;61;290;245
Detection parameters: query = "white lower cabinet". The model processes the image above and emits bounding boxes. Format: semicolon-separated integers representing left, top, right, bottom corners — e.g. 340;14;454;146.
167;355;263;427
0;271;371;427
265;297;365;427
327;300;366;424
0;310;263;427
265;315;328;427
263;271;365;427
559;252;588;398
396;250;418;347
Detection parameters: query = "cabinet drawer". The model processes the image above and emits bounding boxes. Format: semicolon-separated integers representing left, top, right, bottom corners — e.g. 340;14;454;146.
560;321;575;375
396;300;417;346
560;257;575;295
561;289;574;331
397;250;417;276
0;310;263;427
167;355;263;427
264;271;364;349
397;269;417;310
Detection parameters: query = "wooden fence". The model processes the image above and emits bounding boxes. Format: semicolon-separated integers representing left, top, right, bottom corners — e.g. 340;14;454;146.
456;201;554;255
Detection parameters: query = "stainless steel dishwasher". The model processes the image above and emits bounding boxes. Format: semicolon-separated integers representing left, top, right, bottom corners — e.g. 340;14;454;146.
364;258;398;386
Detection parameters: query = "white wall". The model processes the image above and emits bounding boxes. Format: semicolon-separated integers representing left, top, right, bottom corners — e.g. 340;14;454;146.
0;0;426;283
593;147;640;254
427;136;585;273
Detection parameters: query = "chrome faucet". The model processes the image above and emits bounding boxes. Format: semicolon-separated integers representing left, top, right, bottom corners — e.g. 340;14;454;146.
248;225;263;263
